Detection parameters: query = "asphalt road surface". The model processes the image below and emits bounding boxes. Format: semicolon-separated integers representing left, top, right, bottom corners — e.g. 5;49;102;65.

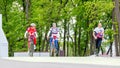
0;57;120;68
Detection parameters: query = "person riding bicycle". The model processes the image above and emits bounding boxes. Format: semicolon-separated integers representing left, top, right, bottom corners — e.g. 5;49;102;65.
47;23;60;56
24;23;38;50
93;23;104;56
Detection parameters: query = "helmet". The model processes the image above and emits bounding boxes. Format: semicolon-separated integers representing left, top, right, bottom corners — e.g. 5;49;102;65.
30;23;36;27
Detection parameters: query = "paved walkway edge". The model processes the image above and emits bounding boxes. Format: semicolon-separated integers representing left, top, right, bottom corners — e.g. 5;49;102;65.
2;57;120;66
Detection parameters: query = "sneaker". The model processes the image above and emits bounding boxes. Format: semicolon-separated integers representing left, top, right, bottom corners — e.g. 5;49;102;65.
34;45;36;50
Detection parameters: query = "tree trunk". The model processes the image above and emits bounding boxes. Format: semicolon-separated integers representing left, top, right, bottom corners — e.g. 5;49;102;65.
83;32;88;56
114;0;120;56
3;0;8;22
74;24;77;56
63;19;67;56
45;41;49;52
90;30;95;55
38;27;42;52
38;33;41;52
41;28;47;52
22;0;25;12
107;42;113;56
112;7;119;56
67;23;70;56
78;26;81;56
41;34;46;52
110;42;113;57
25;0;30;23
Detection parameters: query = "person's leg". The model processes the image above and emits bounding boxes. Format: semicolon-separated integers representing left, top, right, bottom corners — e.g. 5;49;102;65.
54;40;58;50
97;38;102;55
96;39;99;49
28;38;30;54
33;37;36;45
49;38;53;56
33;37;37;49
28;41;30;49
95;39;99;56
28;38;31;49
49;38;53;47
54;40;59;55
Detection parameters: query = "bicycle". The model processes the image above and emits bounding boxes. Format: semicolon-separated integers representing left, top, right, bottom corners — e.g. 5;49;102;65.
49;37;59;56
28;35;34;57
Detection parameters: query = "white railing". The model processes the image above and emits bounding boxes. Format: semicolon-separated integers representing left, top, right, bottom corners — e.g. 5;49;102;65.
0;14;8;57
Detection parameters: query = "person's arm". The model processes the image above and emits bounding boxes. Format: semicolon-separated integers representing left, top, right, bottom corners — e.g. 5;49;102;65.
34;28;38;38
93;28;97;39
102;28;104;40
47;28;52;39
47;31;51;37
24;27;29;38
24;31;28;38
93;31;97;39
35;32;38;38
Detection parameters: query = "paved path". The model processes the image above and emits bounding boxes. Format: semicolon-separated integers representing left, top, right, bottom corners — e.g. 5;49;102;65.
0;57;120;68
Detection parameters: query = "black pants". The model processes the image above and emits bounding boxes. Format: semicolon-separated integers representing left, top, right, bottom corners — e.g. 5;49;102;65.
95;38;102;55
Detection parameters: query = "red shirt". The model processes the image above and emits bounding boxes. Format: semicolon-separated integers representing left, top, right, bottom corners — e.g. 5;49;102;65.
27;27;36;36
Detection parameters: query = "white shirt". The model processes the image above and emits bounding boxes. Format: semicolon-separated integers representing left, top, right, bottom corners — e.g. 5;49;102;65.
94;27;104;38
94;27;104;33
47;27;60;40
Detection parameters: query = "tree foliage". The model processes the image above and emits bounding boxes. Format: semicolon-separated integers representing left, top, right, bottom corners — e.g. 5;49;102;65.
0;0;119;56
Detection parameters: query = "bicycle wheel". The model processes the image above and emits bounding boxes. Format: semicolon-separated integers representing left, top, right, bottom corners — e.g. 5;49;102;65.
29;40;34;57
54;40;59;56
55;48;59;56
50;45;54;57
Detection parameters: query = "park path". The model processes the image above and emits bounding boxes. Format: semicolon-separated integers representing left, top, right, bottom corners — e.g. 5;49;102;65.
1;58;120;68
1;57;120;67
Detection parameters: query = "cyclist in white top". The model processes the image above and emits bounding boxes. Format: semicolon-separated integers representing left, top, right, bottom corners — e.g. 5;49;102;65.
47;23;60;56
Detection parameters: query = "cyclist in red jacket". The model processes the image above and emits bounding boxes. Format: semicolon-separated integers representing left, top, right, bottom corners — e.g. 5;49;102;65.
24;23;38;50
